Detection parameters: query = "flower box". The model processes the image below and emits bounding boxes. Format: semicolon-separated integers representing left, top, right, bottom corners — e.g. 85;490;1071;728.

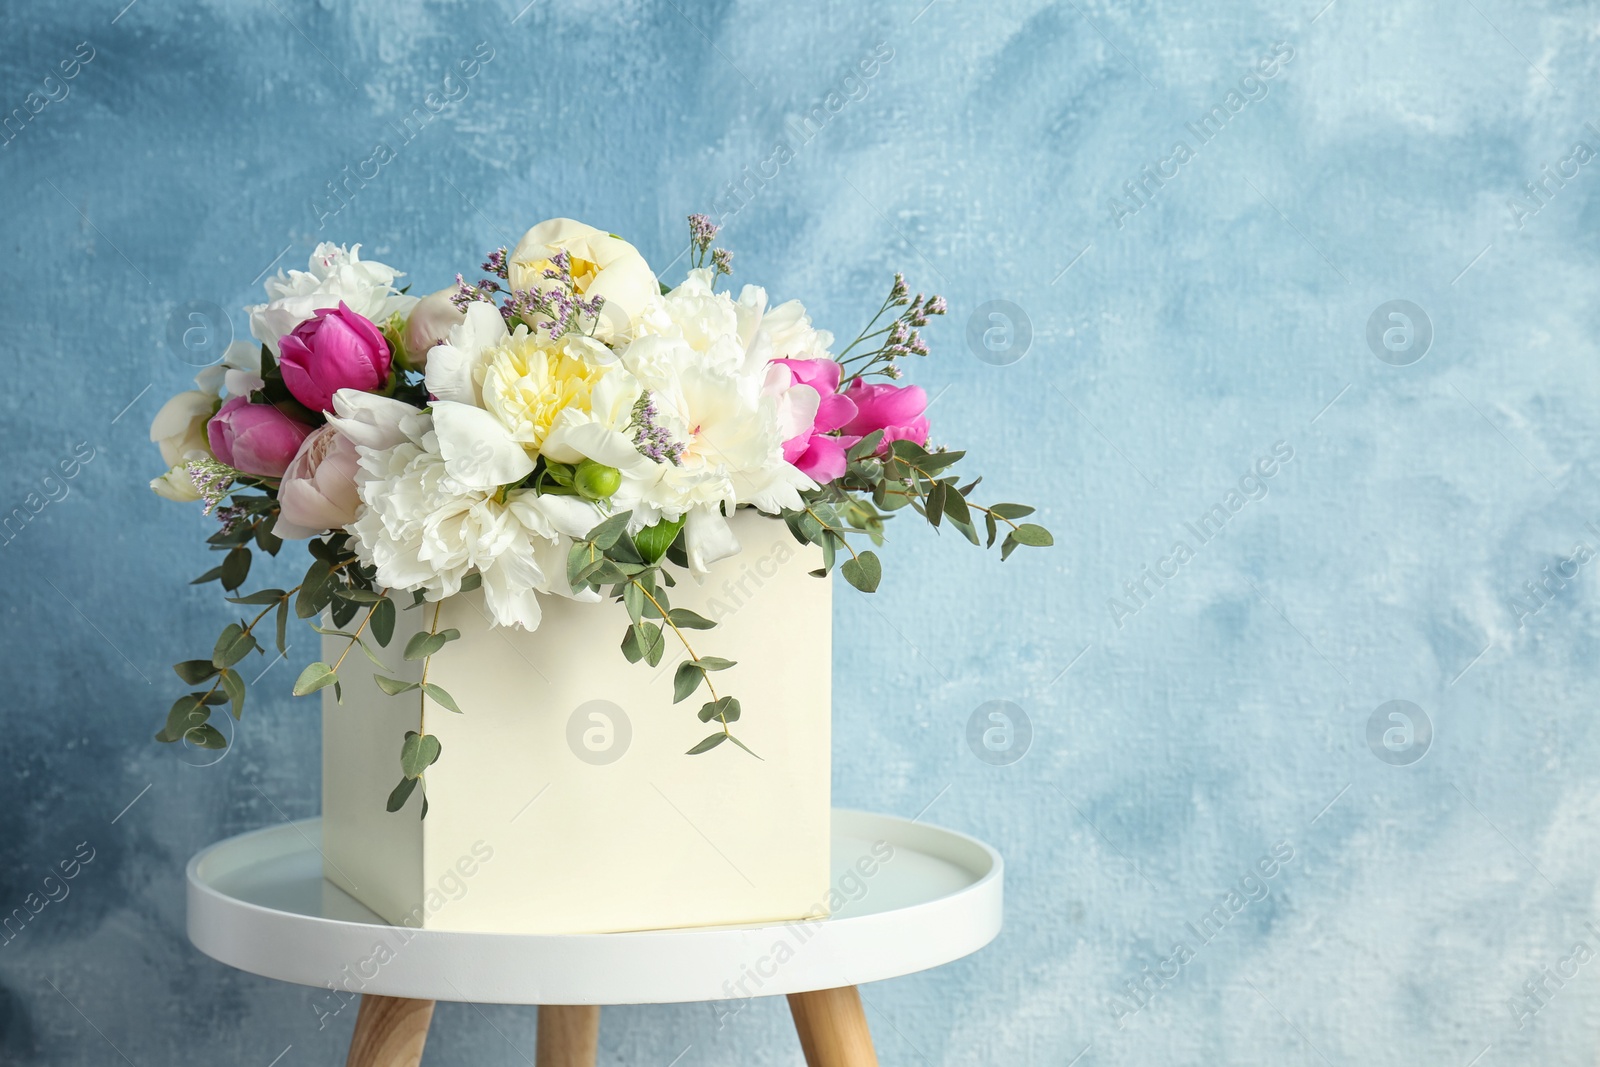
320;511;832;934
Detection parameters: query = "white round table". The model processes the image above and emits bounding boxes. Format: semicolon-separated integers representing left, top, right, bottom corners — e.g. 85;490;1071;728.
187;808;1003;1066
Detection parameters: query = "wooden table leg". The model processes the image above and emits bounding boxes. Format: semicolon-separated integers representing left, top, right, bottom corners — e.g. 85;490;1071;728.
345;994;435;1067
787;986;879;1067
536;1005;600;1066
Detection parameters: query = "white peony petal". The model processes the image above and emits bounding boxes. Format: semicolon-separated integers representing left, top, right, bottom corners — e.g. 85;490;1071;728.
684;505;741;576
327;390;421;451
424;300;508;405
430;401;534;490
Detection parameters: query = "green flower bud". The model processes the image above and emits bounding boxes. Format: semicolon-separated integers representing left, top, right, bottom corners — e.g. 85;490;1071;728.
574;459;621;501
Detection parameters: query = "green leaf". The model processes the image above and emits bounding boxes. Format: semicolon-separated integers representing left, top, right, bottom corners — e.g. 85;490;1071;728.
1001;534;1019;561
622;622;666;666
1012;523;1053;547
840;551;882;593
422;683;462;714
270;600;286;656
295;560;333;618
458;572;483;593
386;775;419;812
673;661;705;703
220;547;251;592
890;439;929;461
173;660;219;684
667;608;715;630
940;482;972;526
370;598;396;647
374;674;420;696
698;696;741;723
925;481;946;527
255;515;282;556
989;503;1035;520
333;587;384;605
847;429;885;461
985;512;999;548
696;656;736;671
915;449;967;474
400;732;443;778
583;510;633;550
220;668;245;720
186;723;228;749
634;515;686;564
726;734;763;760
162;694;210;740
568;541;598;587
624;580;647;624
224;589;286;606
213;624;258;668
686;732;728;754
190;564;225;585
292;661;338;697
404;630;447;661
330;593;359;629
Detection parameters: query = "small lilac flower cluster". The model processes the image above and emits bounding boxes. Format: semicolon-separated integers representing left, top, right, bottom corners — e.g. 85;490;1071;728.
688;214;733;276
628;391;684;465
837;272;946;382
452;248;608;338
184;457;237;517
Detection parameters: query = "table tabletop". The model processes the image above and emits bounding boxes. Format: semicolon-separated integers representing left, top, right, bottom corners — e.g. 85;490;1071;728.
187;808;1003;1004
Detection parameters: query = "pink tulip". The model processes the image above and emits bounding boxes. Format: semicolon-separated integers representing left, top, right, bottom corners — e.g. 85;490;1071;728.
840;380;930;450
275;424;361;538
207;396;315;479
278;302;392;414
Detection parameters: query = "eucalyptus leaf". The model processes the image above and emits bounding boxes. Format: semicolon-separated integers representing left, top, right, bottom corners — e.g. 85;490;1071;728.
292;661;338;697
840;551;882;593
386;775;418;812
404;631;447;661
374;674;420;696
1012;523;1053;547
666;609;715;630
173;660;219;684
422;683;462;714
673;661;704;704
220;668;245;720
686;732;728;754
400;732;442;778
370;598;396;647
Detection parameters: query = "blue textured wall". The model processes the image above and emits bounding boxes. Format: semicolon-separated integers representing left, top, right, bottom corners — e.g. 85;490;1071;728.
3;0;1598;1063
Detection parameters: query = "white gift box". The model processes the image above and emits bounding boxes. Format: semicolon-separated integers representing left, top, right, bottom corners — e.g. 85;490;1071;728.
320;511;832;935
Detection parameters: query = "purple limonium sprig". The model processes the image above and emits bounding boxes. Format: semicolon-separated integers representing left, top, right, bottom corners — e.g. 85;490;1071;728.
836;273;947;385
185;457;239;516
629;392;684;466
482;247;509;279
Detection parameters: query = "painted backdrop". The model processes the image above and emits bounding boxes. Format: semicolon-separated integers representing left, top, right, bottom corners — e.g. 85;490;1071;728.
3;0;1599;1064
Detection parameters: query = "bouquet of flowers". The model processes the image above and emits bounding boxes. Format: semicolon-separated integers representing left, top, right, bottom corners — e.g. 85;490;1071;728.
150;215;1050;799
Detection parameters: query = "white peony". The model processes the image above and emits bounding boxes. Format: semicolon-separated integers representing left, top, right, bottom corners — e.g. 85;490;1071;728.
247;243;418;354
347;411;606;629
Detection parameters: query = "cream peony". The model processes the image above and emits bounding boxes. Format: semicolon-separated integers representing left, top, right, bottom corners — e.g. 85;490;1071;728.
399;287;465;371
508;219;659;341
247;243;418;354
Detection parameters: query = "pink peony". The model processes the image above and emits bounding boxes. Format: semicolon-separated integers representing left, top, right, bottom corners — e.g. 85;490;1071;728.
275;424;361;539
840;380;930;450
207;396;315;479
772;358;859;483
277;302;392;414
